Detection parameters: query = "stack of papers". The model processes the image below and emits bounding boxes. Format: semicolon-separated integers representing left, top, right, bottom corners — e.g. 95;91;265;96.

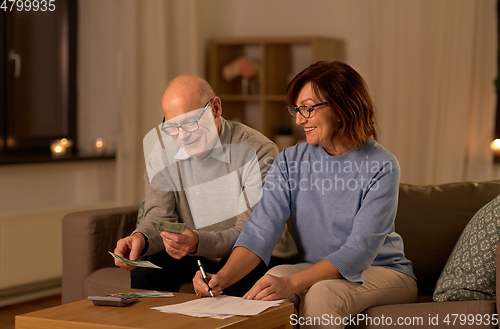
151;295;283;319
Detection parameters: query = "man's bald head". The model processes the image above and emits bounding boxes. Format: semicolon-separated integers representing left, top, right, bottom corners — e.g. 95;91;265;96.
159;75;222;160
161;75;215;120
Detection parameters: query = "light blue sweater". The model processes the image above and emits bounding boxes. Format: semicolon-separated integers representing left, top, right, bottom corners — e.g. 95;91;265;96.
234;140;415;283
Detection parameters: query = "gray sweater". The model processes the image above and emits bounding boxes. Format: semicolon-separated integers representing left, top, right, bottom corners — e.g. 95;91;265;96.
134;118;279;258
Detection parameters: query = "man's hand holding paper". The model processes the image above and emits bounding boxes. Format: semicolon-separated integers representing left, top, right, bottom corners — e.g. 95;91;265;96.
113;232;146;271
108;251;162;269
150;220;185;234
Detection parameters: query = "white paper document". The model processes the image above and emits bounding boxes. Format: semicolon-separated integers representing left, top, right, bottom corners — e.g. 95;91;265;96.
151;295;283;319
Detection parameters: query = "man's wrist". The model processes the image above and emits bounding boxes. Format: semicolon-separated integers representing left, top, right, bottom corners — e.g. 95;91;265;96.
133;232;148;255
189;230;199;254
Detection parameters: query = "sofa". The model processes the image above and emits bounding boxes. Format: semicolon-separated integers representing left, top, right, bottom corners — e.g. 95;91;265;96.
62;180;500;328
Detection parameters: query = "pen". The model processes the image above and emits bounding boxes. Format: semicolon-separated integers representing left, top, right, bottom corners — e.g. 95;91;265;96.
197;259;214;297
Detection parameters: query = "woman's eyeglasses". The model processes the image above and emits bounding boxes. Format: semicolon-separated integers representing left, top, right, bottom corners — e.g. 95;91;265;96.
287;102;328;118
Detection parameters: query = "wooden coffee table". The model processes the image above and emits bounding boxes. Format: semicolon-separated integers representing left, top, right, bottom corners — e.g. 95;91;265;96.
15;291;293;329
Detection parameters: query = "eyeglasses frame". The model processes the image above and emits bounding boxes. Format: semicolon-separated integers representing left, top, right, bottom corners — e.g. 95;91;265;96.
288;102;328;119
161;98;213;136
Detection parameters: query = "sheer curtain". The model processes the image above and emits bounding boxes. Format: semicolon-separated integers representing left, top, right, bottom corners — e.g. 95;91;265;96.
367;0;496;185
115;0;202;205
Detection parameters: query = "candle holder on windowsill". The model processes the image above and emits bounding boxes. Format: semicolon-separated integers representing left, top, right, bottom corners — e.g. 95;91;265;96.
491;139;500;163
92;138;106;156
50;138;73;158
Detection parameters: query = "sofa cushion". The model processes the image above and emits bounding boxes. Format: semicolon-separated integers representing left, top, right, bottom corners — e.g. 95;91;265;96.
347;300;496;328
396;181;500;296
433;194;500;301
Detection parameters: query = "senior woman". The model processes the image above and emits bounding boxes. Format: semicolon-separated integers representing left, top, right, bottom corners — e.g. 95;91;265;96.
193;61;417;328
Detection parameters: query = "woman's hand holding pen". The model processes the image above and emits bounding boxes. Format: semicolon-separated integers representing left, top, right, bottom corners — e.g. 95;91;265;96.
193;271;223;297
192;247;263;297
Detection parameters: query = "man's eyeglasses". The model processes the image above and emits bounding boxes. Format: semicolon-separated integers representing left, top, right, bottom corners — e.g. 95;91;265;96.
287;102;328;119
161;99;213;136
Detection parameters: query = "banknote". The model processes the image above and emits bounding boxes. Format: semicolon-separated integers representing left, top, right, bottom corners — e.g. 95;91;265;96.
108;251;162;269
151;220;185;234
109;291;174;298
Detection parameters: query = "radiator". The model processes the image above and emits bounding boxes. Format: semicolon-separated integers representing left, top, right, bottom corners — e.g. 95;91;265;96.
0;209;65;290
0;160;117;306
0;203;114;306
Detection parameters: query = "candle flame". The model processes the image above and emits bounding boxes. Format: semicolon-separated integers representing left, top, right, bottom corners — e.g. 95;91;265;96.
490;139;500;151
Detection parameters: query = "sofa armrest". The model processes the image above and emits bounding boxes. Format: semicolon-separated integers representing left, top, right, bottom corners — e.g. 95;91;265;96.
62;206;138;304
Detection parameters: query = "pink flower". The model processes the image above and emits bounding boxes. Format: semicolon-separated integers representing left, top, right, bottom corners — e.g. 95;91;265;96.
238;58;255;77
222;57;259;81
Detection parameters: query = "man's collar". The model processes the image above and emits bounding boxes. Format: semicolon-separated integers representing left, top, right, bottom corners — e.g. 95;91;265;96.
173;117;231;163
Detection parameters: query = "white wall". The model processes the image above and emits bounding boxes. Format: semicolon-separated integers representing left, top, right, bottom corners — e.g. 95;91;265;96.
229;0;371;79
195;0;371;79
0;162;115;214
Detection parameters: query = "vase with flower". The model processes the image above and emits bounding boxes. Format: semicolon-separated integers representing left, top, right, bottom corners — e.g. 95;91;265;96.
222;57;259;95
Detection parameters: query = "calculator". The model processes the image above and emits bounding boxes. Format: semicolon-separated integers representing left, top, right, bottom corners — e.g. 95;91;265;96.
87;295;138;307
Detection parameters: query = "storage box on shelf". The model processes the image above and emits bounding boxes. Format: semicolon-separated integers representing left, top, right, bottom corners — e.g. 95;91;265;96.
208;36;345;145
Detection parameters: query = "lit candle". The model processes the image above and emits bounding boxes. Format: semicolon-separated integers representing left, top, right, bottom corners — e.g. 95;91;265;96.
93;138;106;155
490;139;500;157
50;139;67;157
59;138;73;148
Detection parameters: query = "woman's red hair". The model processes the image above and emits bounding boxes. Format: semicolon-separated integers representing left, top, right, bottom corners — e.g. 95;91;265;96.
286;61;378;150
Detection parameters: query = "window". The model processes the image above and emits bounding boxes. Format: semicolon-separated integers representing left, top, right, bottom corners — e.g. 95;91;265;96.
0;0;77;157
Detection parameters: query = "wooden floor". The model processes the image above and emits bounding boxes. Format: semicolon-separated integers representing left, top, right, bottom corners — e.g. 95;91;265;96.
0;294;61;329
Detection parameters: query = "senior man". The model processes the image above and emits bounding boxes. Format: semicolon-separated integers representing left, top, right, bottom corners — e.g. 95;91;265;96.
114;74;288;296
